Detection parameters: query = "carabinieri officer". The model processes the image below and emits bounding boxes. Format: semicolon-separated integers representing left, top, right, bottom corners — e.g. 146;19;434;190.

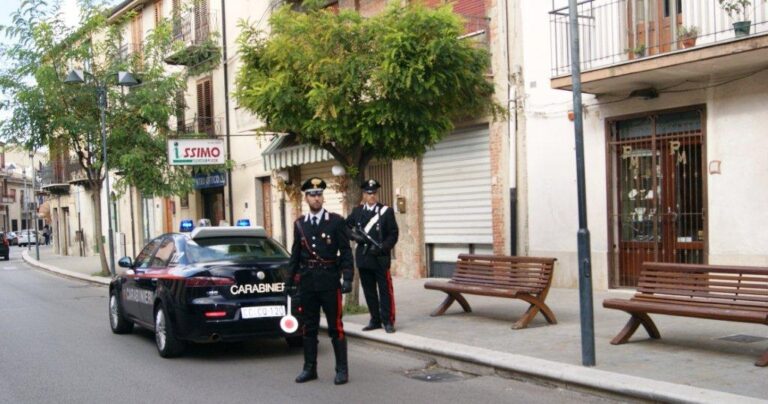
287;177;353;385
346;179;399;333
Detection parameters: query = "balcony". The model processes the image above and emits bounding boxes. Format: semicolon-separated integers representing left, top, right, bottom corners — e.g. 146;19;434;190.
549;0;768;94
40;159;88;194
171;116;222;138
0;196;14;205
117;42;143;64
165;9;220;68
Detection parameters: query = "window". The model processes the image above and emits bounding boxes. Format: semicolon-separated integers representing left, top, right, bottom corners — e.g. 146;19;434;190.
135;238;162;269
196;78;214;136
180;193;189;208
154;0;163;28
11;219;17;232
185;237;290;264
150;237;176;268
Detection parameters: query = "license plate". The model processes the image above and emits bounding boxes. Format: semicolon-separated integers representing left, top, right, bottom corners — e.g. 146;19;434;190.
241;305;286;319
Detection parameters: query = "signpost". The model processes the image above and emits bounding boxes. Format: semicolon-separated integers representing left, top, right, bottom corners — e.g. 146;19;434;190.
167;139;226;166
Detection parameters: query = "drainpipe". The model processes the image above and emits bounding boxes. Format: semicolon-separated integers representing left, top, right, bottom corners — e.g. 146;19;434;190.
221;0;234;224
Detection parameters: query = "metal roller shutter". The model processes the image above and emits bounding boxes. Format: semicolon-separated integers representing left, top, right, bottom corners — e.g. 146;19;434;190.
300;162;346;216
423;126;492;244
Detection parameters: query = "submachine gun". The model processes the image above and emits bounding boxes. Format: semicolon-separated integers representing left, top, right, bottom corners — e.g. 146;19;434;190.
350;225;383;256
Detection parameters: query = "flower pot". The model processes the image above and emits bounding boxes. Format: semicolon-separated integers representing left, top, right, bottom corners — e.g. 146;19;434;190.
733;21;751;37
682;37;697;48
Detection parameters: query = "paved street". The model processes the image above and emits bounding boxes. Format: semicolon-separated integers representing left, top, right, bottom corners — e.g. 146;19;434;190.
0;248;611;404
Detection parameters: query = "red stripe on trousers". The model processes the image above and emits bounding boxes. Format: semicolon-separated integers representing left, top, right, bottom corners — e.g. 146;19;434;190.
386;271;396;325
336;289;345;340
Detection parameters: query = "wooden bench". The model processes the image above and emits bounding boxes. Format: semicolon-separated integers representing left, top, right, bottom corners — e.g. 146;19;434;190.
603;262;768;367
423;254;557;329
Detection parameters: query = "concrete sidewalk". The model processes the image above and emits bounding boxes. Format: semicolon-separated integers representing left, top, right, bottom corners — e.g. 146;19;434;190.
22;247;768;403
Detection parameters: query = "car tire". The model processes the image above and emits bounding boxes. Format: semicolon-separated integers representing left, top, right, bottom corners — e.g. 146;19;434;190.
109;289;134;334
285;336;303;348
154;305;185;358
4;254;8;261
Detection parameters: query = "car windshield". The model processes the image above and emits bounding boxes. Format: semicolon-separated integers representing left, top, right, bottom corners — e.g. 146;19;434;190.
184;236;290;264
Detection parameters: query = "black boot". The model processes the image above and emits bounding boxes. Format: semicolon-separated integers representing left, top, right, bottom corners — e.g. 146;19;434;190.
362;320;382;331
295;338;318;383
331;338;348;385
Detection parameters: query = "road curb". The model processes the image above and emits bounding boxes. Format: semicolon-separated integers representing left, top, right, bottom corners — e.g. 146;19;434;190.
22;251;110;286
22;253;762;403
328;323;762;404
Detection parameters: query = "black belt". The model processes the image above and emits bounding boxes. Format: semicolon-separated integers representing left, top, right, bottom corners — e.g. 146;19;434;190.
302;259;337;269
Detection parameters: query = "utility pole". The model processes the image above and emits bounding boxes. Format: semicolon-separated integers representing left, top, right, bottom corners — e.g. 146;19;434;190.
31;151;39;260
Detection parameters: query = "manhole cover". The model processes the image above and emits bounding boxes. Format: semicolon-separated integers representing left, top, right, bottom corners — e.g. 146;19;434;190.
718;334;768;343
405;367;473;383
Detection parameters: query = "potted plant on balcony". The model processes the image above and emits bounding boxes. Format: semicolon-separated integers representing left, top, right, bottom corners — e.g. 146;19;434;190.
625;43;647;58
677;25;699;48
719;0;752;37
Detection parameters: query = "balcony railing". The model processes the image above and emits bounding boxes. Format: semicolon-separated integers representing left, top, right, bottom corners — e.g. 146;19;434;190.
171;116;222;138
549;0;768;77
40;159;87;188
172;9;218;46
0;196;14;205
118;42;143;62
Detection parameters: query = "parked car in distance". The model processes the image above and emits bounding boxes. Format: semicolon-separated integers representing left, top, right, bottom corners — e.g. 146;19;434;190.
17;230;38;246
5;231;18;246
0;232;10;260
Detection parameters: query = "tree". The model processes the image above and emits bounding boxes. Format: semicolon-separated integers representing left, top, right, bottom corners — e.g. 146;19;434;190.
235;2;503;306
0;0;195;275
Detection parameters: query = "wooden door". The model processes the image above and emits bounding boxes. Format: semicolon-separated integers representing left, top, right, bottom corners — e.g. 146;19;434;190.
627;0;683;58
611;109;705;287
163;198;174;233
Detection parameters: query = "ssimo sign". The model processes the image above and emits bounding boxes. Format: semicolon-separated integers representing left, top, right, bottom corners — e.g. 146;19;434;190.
168;139;225;166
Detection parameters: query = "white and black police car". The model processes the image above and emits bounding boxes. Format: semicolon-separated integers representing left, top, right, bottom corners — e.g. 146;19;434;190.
108;226;302;357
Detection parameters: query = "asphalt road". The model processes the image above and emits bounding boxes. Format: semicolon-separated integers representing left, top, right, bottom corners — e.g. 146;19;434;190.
0;247;614;404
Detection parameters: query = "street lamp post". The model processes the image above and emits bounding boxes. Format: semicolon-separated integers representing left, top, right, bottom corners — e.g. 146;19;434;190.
64;69;139;276
31;151;39;260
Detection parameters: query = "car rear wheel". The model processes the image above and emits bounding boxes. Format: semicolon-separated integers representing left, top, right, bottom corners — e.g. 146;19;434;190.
285;336;303;348
109;289;134;334
154;306;185;358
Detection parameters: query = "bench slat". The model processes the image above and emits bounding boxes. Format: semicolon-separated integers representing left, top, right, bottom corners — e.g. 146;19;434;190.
635;286;768;304
603;298;768;324
638;280;768;297
632;294;768;311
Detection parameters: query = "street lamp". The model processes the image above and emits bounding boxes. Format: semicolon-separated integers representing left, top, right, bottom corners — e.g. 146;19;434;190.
30;151;39;261
64;69;140;275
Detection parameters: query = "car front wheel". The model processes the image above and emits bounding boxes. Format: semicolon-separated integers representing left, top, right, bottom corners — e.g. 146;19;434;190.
154;305;185;358
109;289;134;334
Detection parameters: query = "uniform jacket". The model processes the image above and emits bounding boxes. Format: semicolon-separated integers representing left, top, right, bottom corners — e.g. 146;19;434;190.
288;209;353;291
346;202;399;269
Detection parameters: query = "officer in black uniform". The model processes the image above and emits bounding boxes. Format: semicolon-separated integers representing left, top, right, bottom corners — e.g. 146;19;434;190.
287;177;354;385
346;179;399;333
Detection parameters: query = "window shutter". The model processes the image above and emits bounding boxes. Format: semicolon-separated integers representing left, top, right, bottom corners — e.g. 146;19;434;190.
196;78;213;136
154;0;162;27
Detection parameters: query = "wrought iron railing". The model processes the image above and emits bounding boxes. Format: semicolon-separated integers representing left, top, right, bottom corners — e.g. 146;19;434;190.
171;116;222;138
549;0;768;77
40;159;87;187
172;9;218;46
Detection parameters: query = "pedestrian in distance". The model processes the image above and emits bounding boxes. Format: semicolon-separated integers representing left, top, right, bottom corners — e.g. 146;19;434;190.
346;179;399;333
287;177;354;385
43;225;50;245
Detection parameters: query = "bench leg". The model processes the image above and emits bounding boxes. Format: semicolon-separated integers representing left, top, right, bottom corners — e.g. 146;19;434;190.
755;350;768;367
430;292;472;317
512;295;557;330
611;313;661;345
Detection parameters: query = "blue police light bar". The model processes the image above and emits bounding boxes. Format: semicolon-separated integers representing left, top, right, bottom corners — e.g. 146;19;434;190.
236;219;251;227
180;219;194;232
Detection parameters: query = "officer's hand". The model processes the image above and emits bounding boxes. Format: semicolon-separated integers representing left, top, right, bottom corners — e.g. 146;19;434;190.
341;280;352;294
369;246;382;256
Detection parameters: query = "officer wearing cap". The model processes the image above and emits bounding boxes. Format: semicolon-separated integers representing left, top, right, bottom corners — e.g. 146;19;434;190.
346;179;399;333
287;177;353;385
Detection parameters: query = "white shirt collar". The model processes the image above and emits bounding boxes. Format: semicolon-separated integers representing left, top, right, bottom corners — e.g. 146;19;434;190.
365;203;376;211
306;208;326;222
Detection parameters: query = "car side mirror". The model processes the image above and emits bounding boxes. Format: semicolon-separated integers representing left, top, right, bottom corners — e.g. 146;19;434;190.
118;257;133;268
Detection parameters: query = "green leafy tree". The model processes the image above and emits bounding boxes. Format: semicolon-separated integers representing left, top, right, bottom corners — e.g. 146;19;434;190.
235;2;503;306
0;0;194;275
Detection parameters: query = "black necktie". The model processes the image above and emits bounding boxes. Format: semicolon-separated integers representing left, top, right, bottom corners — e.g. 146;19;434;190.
311;217;318;228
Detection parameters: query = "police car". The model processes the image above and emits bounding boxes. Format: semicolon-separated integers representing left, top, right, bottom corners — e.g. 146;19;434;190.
108;226;303;357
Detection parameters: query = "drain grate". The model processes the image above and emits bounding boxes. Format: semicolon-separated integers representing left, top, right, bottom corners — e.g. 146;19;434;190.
405;366;473;383
718;334;768;343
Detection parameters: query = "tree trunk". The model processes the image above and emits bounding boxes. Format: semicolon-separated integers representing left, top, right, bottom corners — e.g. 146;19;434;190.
91;182;110;276
344;171;365;309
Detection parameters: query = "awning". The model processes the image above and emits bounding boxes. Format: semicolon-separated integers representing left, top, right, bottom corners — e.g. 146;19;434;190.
262;133;332;171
